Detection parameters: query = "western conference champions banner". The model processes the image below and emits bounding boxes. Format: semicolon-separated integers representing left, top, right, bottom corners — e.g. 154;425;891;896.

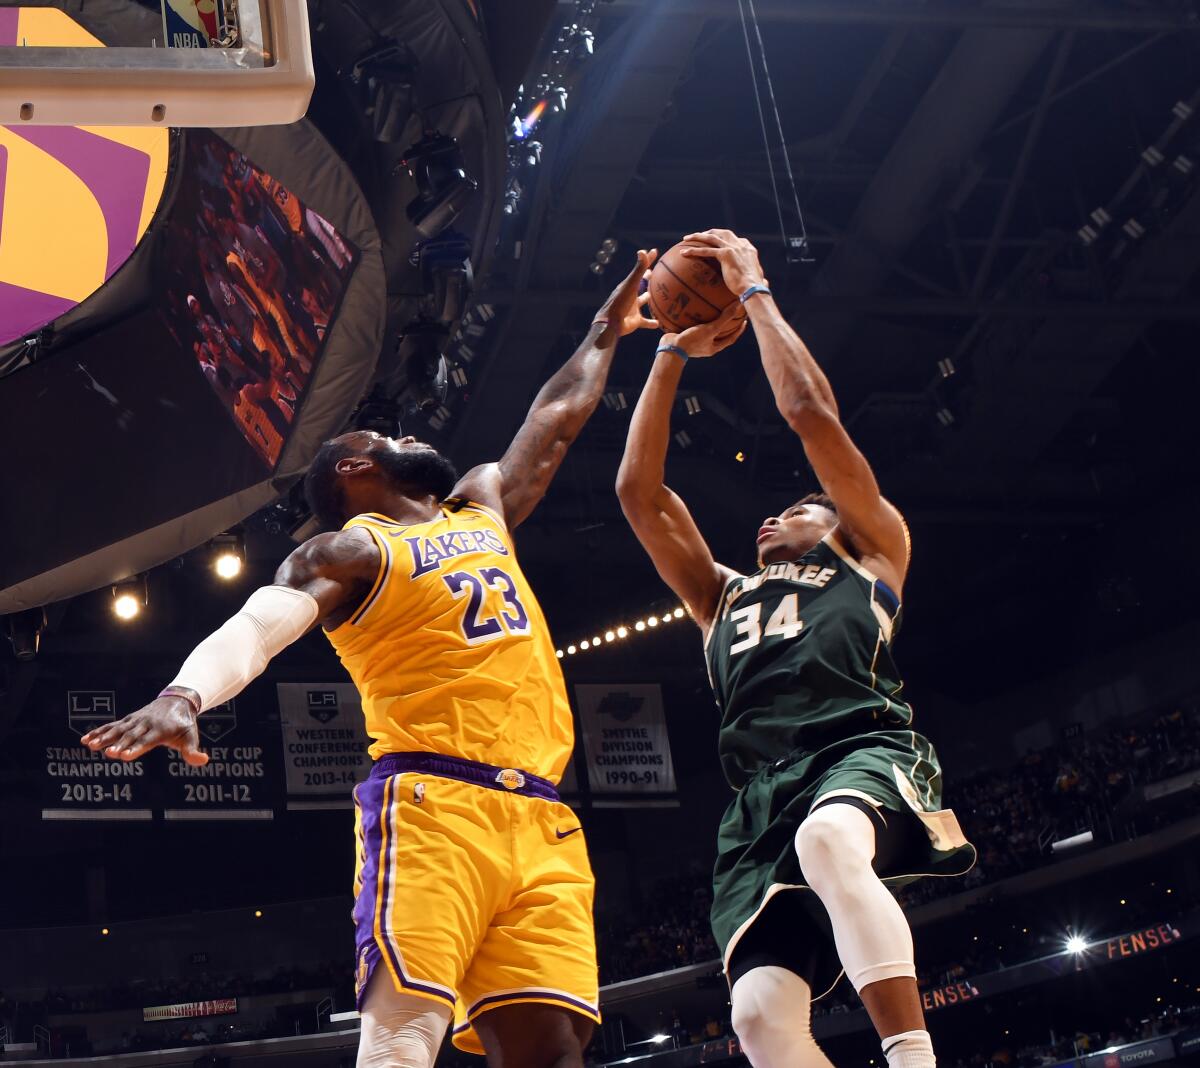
575;683;677;800
276;683;373;810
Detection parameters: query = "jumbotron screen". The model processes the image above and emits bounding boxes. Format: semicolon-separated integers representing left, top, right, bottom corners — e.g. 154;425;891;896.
0;132;359;593
158;130;358;467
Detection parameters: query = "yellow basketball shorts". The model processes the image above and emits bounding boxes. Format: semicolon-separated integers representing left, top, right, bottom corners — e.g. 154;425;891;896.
352;752;600;1055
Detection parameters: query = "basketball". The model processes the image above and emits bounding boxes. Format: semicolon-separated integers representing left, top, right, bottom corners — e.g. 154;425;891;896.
647;241;737;332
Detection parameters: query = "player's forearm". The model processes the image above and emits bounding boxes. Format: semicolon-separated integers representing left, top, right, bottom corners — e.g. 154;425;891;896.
745;295;839;423
167;586;319;712
528;322;619;434
617;350;684;506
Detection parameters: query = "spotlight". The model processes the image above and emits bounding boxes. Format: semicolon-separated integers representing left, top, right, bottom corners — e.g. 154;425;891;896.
580;640;590;650
417;230;474;324
673;607;685;618
605;631;615;642
651;1034;670;1045
635;621;646;631
556;649;564;658
211;532;244;581
6;607;46;662
394;322;450;415
1065;934;1088;954
350;42;415;143
111;578;146;622
401;132;478;240
617;626;628;638
567;645;577;655
647;616;658;628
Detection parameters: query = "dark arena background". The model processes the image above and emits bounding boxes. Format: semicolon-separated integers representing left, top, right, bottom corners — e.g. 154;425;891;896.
2;1;1200;1067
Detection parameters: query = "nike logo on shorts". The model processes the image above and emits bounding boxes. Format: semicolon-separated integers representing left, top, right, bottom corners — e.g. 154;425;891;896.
555;827;582;840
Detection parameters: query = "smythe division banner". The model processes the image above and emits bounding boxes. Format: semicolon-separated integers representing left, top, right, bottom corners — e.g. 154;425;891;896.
575;683;677;800
277;683;373;809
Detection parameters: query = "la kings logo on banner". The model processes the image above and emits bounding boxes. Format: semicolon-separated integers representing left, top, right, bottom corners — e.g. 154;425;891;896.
306;690;339;724
197;699;237;742
67;691;117;735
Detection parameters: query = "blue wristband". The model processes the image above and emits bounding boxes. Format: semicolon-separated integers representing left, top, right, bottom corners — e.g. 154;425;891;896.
739;283;772;304
657;343;689;363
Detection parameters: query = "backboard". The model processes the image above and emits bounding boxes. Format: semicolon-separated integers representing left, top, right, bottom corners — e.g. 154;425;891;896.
0;1;313;126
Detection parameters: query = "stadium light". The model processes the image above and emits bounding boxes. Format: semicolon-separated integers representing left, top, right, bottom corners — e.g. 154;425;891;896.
212;532;244;581
111;577;146;622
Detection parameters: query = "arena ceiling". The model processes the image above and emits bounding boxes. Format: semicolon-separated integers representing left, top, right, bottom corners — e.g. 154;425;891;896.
4;0;1200;751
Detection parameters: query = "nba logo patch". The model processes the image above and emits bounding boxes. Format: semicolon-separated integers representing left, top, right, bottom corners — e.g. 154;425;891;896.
161;0;225;48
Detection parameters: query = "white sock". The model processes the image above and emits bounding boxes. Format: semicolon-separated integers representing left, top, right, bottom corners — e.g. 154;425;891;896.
883;1029;935;1068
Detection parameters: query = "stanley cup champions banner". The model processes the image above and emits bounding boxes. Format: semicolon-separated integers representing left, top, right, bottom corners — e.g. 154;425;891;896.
575;683;677;799
276;683;373;809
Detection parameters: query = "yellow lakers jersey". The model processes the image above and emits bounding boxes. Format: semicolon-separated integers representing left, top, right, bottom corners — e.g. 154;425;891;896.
324;501;574;781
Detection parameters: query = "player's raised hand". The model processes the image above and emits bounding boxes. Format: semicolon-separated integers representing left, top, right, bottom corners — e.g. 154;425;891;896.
597;249;660;337
81;696;210;766
681;229;764;296
663;302;747;360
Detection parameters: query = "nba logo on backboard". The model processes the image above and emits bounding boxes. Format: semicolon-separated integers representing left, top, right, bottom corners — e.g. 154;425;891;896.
161;0;223;49
67;691;117;736
306;690;339;724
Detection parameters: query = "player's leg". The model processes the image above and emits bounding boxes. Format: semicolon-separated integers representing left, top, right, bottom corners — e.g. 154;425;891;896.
730;965;835;1068
356;970;452;1068
454;800;600;1063
473;1003;593;1068
794;799;934;1068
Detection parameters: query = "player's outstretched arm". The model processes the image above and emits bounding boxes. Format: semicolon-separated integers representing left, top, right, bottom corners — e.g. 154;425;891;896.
616;307;746;630
80;528;381;765
454;251;660;529
682;229;909;588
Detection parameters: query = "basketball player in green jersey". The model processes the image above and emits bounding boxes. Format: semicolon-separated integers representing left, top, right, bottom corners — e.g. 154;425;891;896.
616;229;975;1068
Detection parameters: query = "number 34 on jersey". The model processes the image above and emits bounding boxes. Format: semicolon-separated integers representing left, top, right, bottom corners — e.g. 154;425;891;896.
728;593;806;655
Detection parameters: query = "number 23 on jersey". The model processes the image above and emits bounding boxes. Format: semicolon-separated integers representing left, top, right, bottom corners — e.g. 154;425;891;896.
443;566;530;645
728;593;805;655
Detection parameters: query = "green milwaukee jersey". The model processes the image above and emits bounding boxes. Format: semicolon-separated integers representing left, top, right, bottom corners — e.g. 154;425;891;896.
705;532;911;789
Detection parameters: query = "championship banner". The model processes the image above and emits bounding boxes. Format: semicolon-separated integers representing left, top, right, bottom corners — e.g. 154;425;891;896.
162;699;276;821
143;998;237;1023
575;683;677;799
277;683;373;809
42;690;154;820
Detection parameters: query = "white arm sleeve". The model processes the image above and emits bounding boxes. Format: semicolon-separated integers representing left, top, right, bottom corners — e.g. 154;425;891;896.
168;585;320;712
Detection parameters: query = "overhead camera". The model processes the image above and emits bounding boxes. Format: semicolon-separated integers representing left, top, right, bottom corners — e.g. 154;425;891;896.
400;132;479;239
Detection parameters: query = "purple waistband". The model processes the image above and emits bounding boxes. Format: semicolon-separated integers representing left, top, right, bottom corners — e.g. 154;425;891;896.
371;751;560;802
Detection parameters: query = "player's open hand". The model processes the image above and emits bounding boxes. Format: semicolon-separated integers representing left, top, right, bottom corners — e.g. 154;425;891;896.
81;696;210;765
663;302;747;360
598;249;660;337
681;229;765;297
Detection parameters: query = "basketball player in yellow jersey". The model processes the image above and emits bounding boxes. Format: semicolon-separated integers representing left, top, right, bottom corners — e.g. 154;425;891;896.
81;252;665;1068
